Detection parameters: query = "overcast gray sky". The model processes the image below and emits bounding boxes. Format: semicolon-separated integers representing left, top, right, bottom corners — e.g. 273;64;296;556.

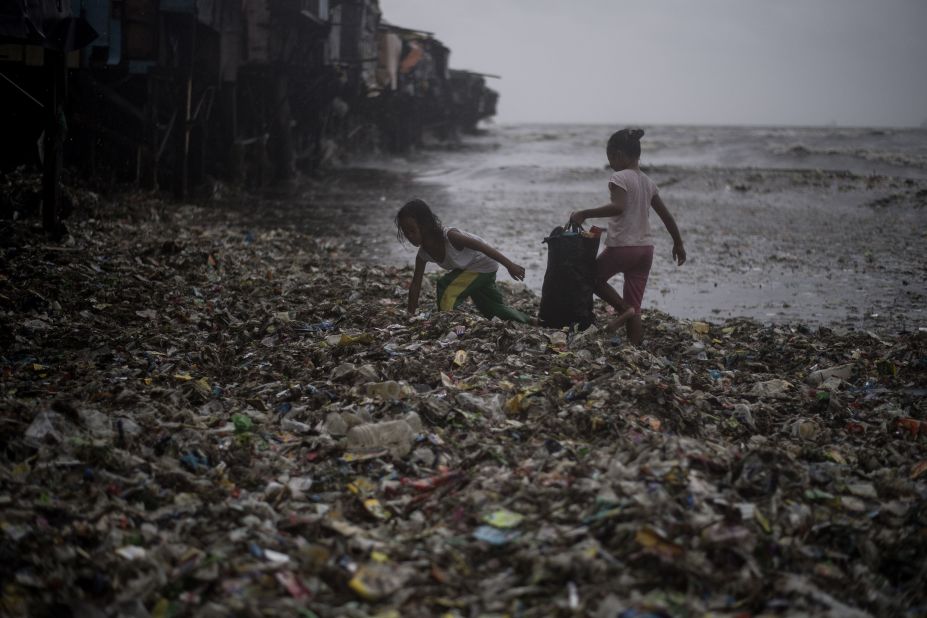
379;0;927;127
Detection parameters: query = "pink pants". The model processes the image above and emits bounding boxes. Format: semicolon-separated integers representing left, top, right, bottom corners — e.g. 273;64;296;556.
595;245;654;314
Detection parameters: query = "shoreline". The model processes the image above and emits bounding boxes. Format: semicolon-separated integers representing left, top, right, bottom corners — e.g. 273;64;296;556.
9;120;922;336
352;126;927;336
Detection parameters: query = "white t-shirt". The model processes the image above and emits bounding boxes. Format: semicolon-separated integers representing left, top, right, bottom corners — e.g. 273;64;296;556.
605;169;658;247
417;228;499;273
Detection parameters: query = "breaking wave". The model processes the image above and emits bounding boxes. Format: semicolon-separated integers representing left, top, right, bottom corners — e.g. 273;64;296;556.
772;143;927;171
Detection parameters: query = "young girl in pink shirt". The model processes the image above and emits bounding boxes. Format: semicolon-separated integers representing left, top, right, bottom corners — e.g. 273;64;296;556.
569;128;686;344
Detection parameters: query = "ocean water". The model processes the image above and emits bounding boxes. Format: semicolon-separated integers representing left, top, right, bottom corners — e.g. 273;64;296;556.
640;125;927;178
412;123;927;188
342;123;927;332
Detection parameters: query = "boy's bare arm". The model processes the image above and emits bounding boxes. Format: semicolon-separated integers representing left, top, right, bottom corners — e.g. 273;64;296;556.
408;256;426;313
651;194;686;265
448;230;525;281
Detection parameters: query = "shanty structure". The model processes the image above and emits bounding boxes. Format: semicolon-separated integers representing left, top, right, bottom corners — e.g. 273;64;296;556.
0;0;500;201
1;0;97;232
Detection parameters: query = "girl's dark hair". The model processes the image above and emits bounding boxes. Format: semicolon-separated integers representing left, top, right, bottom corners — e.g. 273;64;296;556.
395;198;443;243
607;128;645;160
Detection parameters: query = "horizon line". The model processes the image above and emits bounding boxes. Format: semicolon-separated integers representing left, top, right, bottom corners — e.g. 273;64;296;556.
488;119;927;131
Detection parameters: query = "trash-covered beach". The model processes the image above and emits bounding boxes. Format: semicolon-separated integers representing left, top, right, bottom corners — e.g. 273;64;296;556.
2;163;926;617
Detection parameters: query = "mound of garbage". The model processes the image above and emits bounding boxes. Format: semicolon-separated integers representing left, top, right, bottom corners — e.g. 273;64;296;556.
2;194;925;617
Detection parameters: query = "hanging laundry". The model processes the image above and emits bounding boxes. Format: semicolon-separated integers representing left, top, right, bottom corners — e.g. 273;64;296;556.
399;40;424;74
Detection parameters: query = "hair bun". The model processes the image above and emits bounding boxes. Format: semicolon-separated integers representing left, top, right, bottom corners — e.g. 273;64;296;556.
628;128;645;140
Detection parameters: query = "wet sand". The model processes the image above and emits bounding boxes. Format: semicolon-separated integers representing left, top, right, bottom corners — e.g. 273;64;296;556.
221;127;927;335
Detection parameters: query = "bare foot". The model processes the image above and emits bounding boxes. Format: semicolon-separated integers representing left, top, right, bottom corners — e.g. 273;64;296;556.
605;308;636;332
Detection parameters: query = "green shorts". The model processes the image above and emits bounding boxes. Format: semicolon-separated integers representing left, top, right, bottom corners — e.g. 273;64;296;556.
435;270;531;324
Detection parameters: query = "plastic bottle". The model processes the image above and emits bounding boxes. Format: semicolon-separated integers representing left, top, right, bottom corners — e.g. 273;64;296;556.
806;363;854;386
346;412;422;458
364;380;401;399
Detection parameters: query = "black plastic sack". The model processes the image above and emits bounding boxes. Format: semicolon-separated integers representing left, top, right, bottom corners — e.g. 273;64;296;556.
539;224;601;329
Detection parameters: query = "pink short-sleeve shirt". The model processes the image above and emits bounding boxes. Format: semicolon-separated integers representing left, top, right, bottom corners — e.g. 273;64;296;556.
606;169;658;247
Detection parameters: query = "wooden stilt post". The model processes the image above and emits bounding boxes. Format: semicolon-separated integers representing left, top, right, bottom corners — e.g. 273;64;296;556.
42;48;65;235
141;76;158;190
272;69;294;182
173;15;196;199
219;80;239;180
